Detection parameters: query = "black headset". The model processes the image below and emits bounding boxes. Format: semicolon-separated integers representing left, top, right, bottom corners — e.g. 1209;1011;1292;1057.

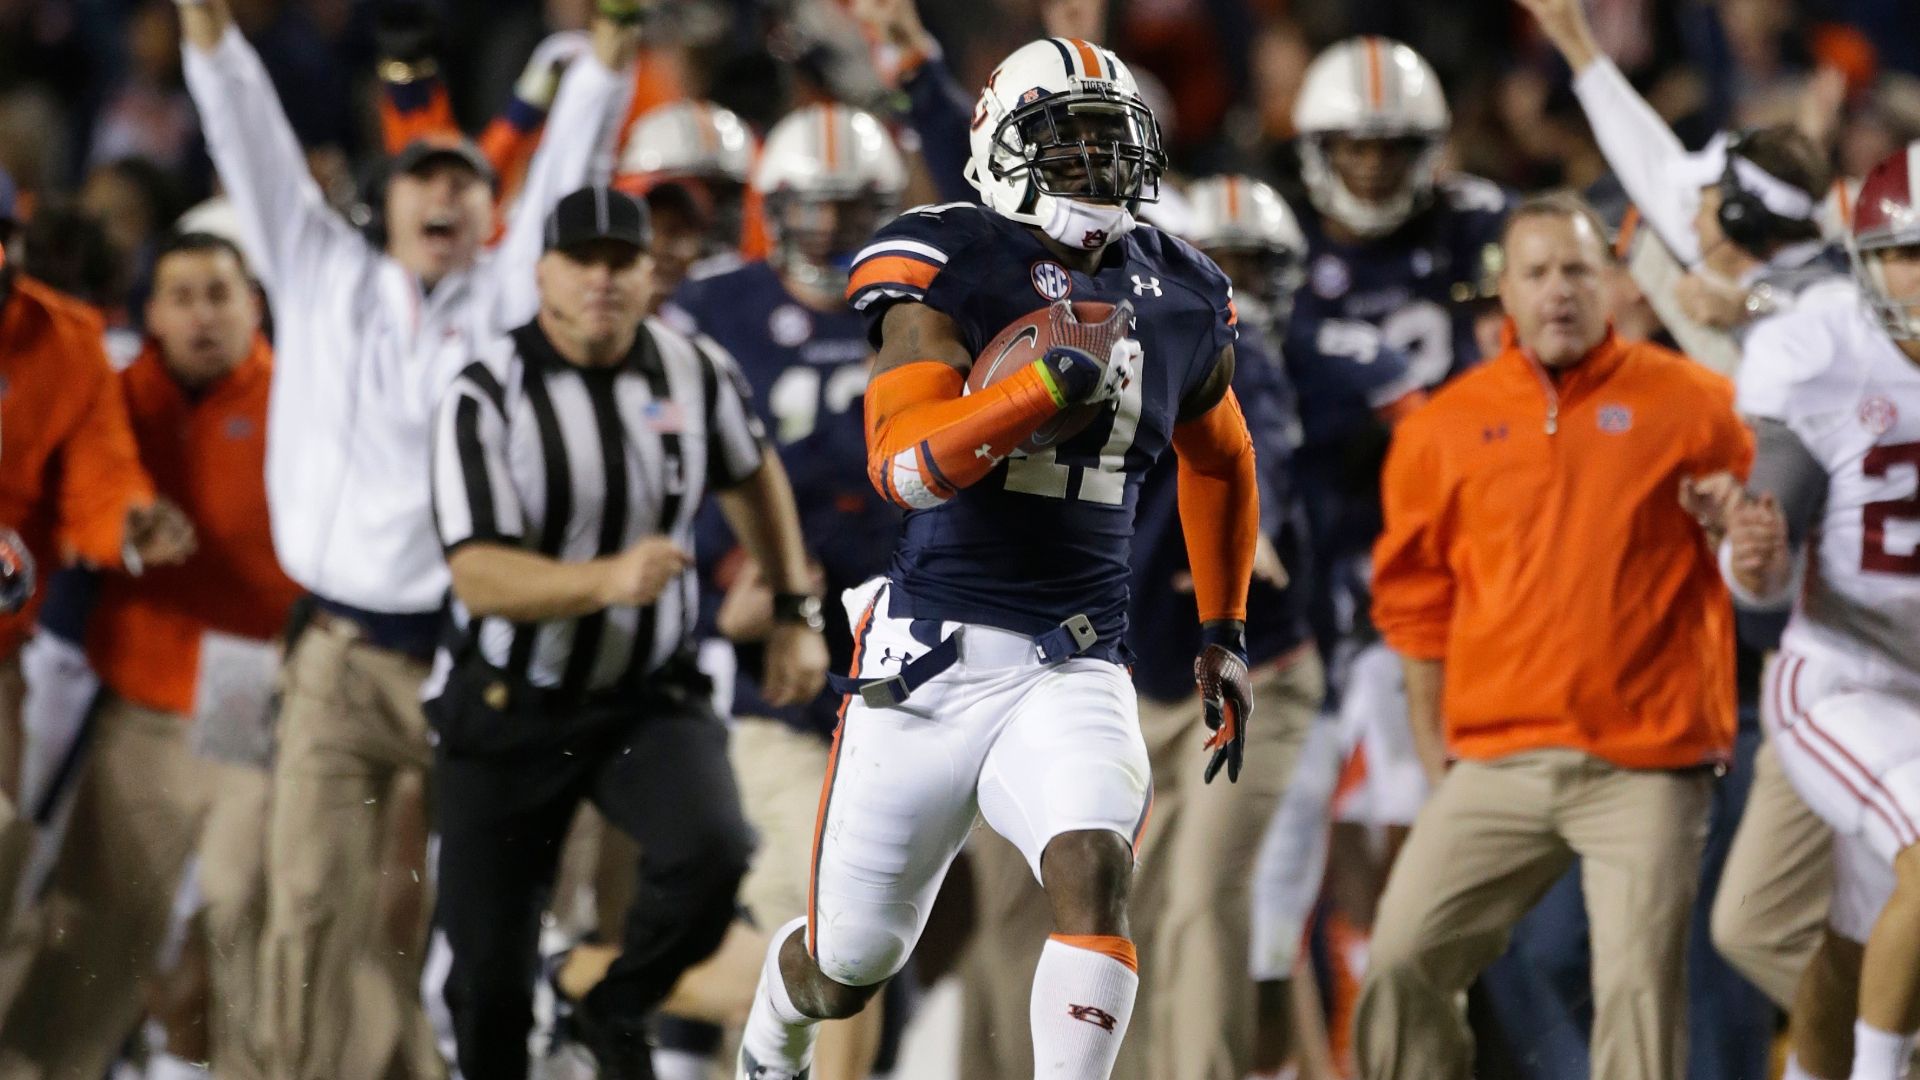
1716;131;1820;259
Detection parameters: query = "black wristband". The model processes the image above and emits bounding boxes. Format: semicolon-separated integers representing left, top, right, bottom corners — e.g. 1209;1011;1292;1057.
772;593;825;631
1199;619;1247;658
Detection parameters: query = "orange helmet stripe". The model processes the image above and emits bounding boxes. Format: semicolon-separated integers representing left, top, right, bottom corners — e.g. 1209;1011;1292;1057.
1831;177;1853;228
1224;176;1242;221
1364;37;1386;110
1069;38;1105;79
821;104;839;171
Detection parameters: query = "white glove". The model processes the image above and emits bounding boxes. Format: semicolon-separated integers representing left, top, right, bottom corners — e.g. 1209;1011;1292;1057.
514;31;592;111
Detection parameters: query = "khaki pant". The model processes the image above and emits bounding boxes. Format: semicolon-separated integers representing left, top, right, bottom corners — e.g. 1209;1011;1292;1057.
0;694;267;1079
1709;737;1832;1007
260;617;440;1080
1354;749;1712;1080
960;652;1324;1080
731;719;833;928
0;656;28;942
201;761;271;1080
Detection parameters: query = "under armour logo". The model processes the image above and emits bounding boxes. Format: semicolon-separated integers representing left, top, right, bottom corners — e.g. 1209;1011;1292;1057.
1067;1004;1118;1031
974;443;1000;464
879;647;916;668
1131;275;1162;297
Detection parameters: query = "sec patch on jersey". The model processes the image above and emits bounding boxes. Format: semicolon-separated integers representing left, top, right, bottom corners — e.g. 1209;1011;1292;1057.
967;300;1117;452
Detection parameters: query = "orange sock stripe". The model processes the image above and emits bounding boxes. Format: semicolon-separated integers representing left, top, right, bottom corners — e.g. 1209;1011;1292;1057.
1051;933;1139;973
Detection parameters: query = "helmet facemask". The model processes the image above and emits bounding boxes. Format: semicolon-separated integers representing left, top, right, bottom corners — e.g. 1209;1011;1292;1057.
995;92;1165;208
1300;131;1443;238
1853;240;1920;340
1205;243;1304;334
766;188;899;295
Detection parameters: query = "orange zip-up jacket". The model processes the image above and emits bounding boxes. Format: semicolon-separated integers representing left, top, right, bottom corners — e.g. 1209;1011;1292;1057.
0;273;154;659
86;337;300;715
1372;323;1753;770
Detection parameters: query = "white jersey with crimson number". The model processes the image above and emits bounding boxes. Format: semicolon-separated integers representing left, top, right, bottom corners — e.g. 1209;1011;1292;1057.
1737;298;1920;678
1736;143;1920;940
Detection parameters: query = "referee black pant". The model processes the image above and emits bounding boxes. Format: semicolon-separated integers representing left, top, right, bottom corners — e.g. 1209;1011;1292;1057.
427;667;753;1080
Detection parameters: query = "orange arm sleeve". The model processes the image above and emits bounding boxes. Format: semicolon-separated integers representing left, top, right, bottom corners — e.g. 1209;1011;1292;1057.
865;360;1065;510
1370;418;1454;660
377;76;458;156
57;354;154;568
1172;389;1259;625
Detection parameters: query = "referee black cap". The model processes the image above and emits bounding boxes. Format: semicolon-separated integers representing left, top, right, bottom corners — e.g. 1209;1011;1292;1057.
544;186;652;255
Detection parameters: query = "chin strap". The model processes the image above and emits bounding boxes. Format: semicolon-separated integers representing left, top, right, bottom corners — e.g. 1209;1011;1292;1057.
1041;197;1137;250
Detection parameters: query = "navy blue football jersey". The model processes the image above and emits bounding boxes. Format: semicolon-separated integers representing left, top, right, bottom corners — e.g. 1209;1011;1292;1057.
1129;320;1311;702
1286;176;1506;668
670;261;898;737
1292;175;1509;389
847;203;1236;653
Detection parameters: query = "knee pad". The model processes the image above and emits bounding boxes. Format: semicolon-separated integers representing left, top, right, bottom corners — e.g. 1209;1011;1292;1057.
811;906;916;988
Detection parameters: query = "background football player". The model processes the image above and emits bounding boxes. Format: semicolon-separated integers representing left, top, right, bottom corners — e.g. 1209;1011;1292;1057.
659;101;909;1080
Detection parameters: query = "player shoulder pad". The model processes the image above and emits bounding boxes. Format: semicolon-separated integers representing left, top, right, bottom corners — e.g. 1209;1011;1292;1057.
1736;300;1850;422
846;201;996;313
1133;225;1237;323
1437;173;1511;217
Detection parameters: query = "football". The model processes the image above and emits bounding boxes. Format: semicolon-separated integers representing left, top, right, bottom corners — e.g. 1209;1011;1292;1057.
966;301;1116;454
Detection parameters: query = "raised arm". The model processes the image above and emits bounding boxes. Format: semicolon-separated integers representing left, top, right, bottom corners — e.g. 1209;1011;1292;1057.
179;0;368;295
1517;0;1703;265
491;18;641;327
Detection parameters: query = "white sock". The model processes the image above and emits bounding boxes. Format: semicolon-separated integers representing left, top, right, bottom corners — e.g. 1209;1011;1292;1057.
1786;1053;1828;1080
1853;1020;1916;1080
651;1047;710;1080
1029;934;1140;1079
739;917;820;1071
144;1054;210;1080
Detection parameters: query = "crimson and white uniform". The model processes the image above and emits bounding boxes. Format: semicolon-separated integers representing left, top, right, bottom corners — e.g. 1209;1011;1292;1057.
1736;146;1920;939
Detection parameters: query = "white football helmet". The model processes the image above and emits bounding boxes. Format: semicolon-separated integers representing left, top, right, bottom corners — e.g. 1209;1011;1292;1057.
753;103;908;293
617;101;756;186
1293;37;1450;238
1186;175;1307;330
966;38;1166;251
615;101;757;258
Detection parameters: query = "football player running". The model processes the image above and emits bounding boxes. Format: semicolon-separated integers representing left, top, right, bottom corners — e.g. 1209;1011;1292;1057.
1711;144;1920;1080
736;37;1261;1080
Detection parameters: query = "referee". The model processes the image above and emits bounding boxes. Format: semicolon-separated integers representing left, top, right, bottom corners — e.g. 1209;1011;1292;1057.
426;186;829;1080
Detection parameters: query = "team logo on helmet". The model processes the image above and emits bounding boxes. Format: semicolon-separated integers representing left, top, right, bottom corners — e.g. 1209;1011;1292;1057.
1860;394;1900;436
1020;86;1049;106
1031;261;1074;301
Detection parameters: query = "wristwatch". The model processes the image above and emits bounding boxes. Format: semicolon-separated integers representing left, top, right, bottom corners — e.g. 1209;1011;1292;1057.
772;593;825;632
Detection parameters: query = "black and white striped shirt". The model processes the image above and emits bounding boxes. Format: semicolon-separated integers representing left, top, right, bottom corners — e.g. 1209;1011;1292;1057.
429;317;765;698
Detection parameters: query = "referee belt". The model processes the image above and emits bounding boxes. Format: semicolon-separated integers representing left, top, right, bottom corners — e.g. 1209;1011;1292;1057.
827;614;1100;710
